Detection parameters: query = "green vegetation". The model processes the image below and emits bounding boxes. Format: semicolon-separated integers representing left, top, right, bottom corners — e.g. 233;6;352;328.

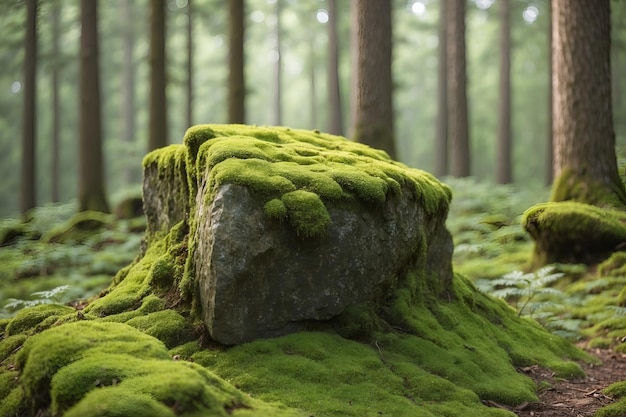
3;137;626;416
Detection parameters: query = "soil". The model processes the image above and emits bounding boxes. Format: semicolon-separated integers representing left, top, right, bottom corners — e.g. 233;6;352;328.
485;347;626;416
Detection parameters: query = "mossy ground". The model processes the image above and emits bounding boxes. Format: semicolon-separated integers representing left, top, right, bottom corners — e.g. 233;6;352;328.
1;129;621;417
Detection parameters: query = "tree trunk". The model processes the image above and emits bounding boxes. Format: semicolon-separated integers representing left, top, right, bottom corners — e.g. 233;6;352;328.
186;0;194;128
309;40;317;128
348;0;358;138
496;0;512;184
273;0;282;126
551;0;625;206
327;0;343;136
78;0;109;213
228;0;245;124
51;0;61;202
447;0;470;177
21;0;37;214
545;0;553;186
351;0;396;159
149;0;167;150
434;0;448;178
120;0;136;183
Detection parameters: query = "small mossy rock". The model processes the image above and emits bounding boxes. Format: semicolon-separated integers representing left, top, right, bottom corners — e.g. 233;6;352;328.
41;211;112;243
114;195;144;219
144;125;453;344
523;202;626;266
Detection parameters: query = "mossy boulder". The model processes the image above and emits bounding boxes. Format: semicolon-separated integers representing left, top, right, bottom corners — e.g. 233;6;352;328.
143;125;453;344
523;201;626;267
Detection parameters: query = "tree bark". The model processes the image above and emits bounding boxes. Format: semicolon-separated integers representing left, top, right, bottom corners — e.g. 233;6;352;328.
327;0;343;136
447;0;470;177
496;0;512;184
551;0;625;206
51;0;61;202
228;0;245;124
149;0;167;150
545;0;553;186
78;0;109;213
351;0;396;159
120;0;136;183
186;0;194;128
348;0;358;138
434;0;448;178
21;0;37;214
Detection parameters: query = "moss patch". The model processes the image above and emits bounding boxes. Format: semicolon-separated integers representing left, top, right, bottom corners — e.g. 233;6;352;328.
523;202;626;267
145;124;451;239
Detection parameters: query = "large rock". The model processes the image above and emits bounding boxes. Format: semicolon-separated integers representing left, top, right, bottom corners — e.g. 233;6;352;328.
143;125;454;345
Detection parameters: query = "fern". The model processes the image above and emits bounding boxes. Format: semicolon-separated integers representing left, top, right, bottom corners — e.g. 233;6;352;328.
4;284;71;311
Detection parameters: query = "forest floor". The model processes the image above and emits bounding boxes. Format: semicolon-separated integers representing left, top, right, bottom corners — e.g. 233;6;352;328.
493;348;626;417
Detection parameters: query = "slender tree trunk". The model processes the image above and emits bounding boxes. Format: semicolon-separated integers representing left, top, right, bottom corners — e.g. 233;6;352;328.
21;0;37;214
349;0;358;138
79;0;109;213
186;0;193;128
551;0;625;205
496;0;512;184
545;0;553;186
434;0;448;178
447;0;470;177
327;0;343;135
352;0;396;158
51;0;61;202
273;0;282;126
120;0;136;183
228;0;245;124
149;0;167;150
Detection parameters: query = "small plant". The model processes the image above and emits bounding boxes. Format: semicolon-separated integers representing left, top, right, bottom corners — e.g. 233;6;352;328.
478;266;564;317
4;284;71;310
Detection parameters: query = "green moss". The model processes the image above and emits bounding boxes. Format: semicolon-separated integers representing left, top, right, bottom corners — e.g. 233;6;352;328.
64;389;176;417
280;190;330;237
5;303;75;336
165;124;451;238
0;385;26;417
125;310;194;349
0;334;27;361
41;211;113;244
598;252;626;277
523;201;626;266
551;167;626;208
264;198;287;221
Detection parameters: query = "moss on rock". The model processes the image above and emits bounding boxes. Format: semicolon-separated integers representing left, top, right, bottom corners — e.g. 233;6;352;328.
523;201;626;267
41;211;113;244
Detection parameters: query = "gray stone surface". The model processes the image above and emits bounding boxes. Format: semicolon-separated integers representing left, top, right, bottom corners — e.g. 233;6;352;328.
193;183;453;345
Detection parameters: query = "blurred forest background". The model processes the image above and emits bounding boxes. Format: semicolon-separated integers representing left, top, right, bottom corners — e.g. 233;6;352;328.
1;0;626;218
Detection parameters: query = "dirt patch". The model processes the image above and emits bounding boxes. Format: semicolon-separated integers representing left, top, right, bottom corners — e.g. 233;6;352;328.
485;348;626;416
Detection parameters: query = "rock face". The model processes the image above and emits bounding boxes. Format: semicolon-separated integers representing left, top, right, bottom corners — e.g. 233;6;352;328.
142;125;454;345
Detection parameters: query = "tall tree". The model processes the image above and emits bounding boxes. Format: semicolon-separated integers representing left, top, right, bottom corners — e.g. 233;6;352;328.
551;0;625;205
327;0;343;135
496;0;512;184
545;0;553;186
51;0;61;202
21;0;37;214
434;0;448;178
78;0;109;213
186;0;194;128
348;0;358;137
120;0;136;183
228;0;245;124
351;0;396;158
273;0;282;126
447;0;469;177
149;0;167;150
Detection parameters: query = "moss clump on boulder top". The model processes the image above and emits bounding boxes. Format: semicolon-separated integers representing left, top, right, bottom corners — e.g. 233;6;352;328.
523;201;626;267
143;124;451;238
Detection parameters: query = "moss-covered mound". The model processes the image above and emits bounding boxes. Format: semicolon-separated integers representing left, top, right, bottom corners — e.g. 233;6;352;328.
523;201;626;267
0;125;594;416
